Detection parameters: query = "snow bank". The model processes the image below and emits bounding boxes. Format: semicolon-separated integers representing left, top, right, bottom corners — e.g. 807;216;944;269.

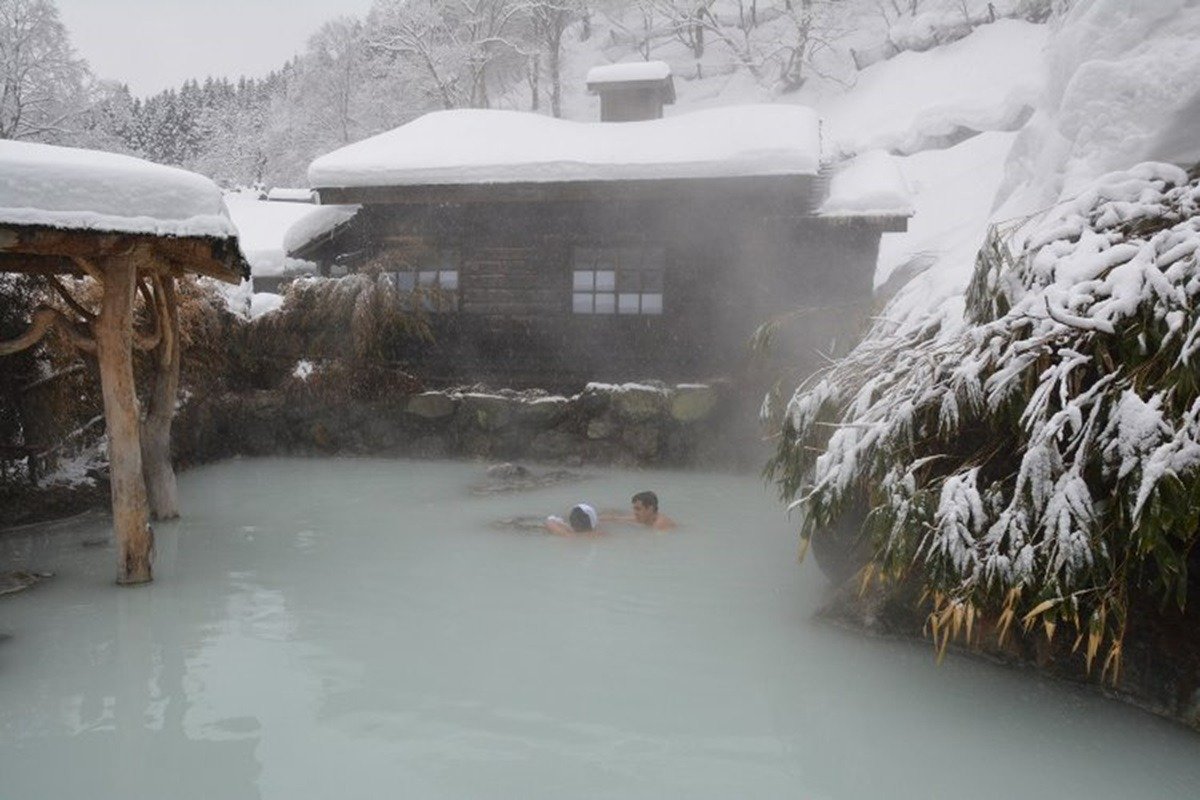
308;105;822;188
586;60;672;84
874;0;1200;334
817;19;1047;156
0;140;235;239
224;195;319;277
249;292;284;319
875;131;1017;301
996;0;1200;213
819;150;913;217
283;204;361;256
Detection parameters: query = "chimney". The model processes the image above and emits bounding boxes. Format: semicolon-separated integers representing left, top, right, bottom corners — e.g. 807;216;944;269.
585;61;676;122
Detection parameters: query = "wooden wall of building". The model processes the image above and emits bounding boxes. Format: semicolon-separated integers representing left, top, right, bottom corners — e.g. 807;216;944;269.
309;193;892;390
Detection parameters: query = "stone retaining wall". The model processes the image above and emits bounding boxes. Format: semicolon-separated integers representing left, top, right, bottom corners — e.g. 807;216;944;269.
175;380;753;468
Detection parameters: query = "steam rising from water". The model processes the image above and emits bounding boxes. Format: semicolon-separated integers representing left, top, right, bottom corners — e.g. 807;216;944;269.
1;458;1196;798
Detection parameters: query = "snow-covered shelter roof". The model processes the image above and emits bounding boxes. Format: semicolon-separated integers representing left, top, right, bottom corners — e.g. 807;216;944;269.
819;150;914;218
0;140;247;282
308;105;822;192
586;60;672;85
0;140;237;239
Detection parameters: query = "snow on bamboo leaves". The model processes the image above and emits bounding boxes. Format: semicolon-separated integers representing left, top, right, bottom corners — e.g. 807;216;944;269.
769;162;1200;679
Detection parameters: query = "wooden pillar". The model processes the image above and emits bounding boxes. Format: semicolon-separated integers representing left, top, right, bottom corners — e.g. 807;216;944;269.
95;253;153;585
141;275;180;520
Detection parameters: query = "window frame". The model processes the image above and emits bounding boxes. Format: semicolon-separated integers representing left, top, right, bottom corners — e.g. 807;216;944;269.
570;245;665;317
384;244;461;313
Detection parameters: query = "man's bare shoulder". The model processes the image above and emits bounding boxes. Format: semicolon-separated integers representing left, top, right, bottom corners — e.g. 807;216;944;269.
653;515;677;531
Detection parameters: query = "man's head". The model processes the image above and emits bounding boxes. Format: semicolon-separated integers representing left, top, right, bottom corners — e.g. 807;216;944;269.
631;491;659;525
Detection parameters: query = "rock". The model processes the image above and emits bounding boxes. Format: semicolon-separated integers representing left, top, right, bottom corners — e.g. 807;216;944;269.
586;415;618;440
531;430;579;460
575;384;612;415
583;440;638;466
471;463;586;494
0;570;52;597
670;384;718;422
621;423;662;459
410;434;448;458
612;386;666;422
461;394;516;431
405;391;458;419
515;397;569;428
486;462;532;480
363;415;403;449
459;430;496;457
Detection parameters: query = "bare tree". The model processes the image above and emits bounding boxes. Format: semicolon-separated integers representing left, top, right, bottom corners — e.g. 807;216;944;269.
602;0;661;60
769;0;855;91
367;0;527;109
0;0;88;141
523;0;583;117
647;0;850;89
305;18;370;145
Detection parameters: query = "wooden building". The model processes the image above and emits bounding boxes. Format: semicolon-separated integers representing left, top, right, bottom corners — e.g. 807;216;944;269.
585;60;676;122
288;85;911;388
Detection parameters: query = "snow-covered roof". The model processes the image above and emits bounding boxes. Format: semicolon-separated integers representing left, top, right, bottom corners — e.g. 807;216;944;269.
266;187;315;203
0;140;236;239
819;150;914;218
308;105;822;189
586;60;672;85
283;204;361;256
224;194;320;276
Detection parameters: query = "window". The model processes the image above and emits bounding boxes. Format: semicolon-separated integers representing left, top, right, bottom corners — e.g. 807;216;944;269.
572;246;664;315
386;247;459;312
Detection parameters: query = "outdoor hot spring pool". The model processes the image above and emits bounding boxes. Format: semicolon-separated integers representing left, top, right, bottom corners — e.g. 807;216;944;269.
1;458;1198;799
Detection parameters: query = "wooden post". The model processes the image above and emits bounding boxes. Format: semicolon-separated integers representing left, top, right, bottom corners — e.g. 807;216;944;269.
141;275;181;520
94;252;153;585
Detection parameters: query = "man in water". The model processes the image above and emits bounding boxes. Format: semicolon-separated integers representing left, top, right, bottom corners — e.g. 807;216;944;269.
604;491;676;530
545;503;601;536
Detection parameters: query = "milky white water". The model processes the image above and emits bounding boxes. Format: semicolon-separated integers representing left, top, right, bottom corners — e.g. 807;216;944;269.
1;458;1196;799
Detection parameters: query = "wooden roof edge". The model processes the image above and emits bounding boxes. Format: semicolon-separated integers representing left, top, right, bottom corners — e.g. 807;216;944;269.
287;215;364;261
0;223;249;284
812;214;912;232
313;173;818;206
585;76;677;103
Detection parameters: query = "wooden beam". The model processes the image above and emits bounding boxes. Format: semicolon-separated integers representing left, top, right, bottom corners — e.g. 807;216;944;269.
0;225;134;258
140;274;181;521
0;252;82;276
93;251;154;585
0;224;248;284
315;174;818;207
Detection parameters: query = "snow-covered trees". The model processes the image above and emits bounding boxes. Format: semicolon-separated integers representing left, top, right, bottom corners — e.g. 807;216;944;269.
769;163;1200;678
367;0;529;110
525;0;586;116
0;0;88;141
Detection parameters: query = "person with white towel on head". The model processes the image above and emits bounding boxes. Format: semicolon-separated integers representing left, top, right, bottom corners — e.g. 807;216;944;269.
545;503;602;536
